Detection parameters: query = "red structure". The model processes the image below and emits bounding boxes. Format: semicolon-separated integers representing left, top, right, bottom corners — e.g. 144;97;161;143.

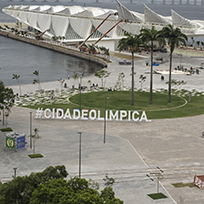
194;175;204;188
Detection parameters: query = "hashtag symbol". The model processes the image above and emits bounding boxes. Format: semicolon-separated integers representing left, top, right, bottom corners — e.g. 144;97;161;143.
35;108;43;118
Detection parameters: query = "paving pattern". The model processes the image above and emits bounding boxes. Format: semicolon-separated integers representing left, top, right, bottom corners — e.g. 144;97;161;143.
1;50;204;203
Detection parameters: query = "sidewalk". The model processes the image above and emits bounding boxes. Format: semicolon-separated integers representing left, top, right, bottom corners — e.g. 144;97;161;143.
0;107;175;204
2;49;204;203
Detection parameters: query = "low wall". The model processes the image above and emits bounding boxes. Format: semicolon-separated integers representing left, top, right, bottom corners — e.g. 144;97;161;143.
0;31;108;68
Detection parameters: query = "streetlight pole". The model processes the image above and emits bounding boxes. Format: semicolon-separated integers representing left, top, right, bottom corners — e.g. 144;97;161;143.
104;97;109;144
30;112;32;149
2;104;4;126
79;72;84;112
13;167;17;178
150;167;164;194
1;104;5;126
79;77;82;112
77;131;82;178
179;54;182;68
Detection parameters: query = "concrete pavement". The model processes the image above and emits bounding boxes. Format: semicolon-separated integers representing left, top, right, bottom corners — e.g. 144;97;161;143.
0;107;175;204
2;106;204;203
1;50;204;203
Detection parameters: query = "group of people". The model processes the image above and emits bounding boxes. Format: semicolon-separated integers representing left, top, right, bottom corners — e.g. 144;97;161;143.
92;83;98;88
190;67;200;74
108;88;115;91
60;73;86;89
174;65;200;74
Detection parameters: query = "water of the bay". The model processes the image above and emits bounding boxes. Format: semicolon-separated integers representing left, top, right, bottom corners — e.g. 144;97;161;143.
0;0;204;86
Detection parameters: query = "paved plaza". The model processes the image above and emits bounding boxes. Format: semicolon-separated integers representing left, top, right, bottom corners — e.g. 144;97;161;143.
0;108;176;204
1;51;204;203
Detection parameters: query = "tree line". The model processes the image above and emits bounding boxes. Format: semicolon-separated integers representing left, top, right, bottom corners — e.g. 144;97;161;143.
0;82;15;125
0;165;123;204
118;24;188;105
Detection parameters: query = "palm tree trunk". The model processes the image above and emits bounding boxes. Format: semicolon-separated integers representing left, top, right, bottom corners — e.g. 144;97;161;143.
149;41;153;104
17;79;22;96
131;51;134;105
168;52;173;103
38;76;41;90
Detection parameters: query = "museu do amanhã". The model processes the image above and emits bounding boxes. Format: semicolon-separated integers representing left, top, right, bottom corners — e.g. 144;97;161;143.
34;108;151;122
3;0;204;52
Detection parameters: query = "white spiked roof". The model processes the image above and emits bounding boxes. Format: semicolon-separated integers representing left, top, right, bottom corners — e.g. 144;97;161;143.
171;9;196;28
2;1;204;38
144;4;170;24
116;0;143;23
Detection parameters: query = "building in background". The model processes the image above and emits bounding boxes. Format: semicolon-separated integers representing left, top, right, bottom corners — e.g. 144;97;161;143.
2;0;204;51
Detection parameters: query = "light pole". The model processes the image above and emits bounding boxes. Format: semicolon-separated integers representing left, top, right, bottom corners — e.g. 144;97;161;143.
30;112;32;149
13;167;17;178
79;77;82;112
79;72;84;112
1;104;5;126
2;104;4;126
77;131;82;178
150;167;164;194
179;54;182;68
104;97;109;144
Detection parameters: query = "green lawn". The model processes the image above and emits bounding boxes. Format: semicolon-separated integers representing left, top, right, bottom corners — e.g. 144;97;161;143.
147;193;167;200
25;90;204;119
172;182;196;188
28;154;43;158
0;127;13;132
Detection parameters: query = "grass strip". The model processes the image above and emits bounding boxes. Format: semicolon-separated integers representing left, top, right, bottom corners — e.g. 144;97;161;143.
148;193;167;200
24;90;204;119
1;127;13;132
172;182;196;188
110;52;141;60
28;154;43;158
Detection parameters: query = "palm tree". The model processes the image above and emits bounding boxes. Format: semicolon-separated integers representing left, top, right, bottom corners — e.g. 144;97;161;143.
11;27;15;33
118;33;142;105
201;41;204;49
104;48;110;60
196;41;200;48
52;35;58;43
87;44;96;54
140;26;164;104
191;37;194;46
139;74;146;91
62;36;65;43
33;70;41;90
12;74;22;96
160;24;187;103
